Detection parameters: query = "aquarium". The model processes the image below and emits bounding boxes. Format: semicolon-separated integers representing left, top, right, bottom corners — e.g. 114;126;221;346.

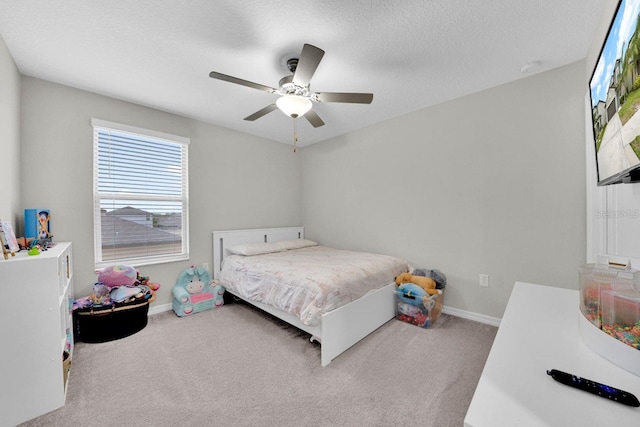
579;263;640;376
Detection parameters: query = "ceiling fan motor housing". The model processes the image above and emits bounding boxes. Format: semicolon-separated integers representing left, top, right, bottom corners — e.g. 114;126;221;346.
278;75;309;96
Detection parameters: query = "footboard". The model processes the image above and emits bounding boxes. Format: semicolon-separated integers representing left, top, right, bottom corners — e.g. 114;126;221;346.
320;282;396;366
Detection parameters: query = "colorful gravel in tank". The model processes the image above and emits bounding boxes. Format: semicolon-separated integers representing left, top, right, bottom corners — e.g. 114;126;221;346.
602;320;640;350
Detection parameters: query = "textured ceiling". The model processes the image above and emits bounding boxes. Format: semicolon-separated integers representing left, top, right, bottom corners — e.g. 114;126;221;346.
0;0;606;146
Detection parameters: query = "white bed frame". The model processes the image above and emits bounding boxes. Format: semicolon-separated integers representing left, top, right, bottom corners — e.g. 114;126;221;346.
212;227;397;366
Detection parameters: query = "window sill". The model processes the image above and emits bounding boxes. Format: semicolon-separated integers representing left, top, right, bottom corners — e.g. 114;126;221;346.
95;253;189;270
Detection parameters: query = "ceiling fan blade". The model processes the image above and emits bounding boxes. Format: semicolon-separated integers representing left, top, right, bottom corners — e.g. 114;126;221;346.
244;104;278;121
314;92;373;104
209;71;276;93
292;44;325;87
304;109;325;128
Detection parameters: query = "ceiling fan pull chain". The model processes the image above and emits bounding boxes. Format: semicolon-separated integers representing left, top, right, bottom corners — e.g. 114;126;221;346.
293;117;298;153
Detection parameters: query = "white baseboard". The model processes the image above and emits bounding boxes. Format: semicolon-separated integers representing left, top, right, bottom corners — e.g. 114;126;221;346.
149;303;172;316
442;305;501;327
149;301;502;327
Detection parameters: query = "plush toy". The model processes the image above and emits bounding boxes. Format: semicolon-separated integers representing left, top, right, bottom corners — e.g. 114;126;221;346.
413;268;447;289
395;272;439;295
172;266;224;317
396;283;434;307
98;265;138;289
110;286;143;303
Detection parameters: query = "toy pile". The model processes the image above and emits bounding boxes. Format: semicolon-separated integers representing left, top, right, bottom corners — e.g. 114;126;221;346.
395;268;447;328
73;265;161;343
73;265;161;310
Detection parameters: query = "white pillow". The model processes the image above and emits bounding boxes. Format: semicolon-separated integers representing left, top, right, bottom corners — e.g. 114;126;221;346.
226;242;283;256
273;239;319;250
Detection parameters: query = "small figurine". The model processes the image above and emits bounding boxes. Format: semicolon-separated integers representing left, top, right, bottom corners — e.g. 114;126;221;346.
37;210;52;239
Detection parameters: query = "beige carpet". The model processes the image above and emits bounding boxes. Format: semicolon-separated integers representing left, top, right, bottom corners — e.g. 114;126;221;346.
22;301;497;427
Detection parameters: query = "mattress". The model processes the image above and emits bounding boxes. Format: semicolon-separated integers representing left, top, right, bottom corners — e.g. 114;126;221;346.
219;245;410;326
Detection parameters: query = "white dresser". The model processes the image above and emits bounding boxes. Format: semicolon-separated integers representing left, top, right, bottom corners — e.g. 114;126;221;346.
465;282;640;426
0;242;74;426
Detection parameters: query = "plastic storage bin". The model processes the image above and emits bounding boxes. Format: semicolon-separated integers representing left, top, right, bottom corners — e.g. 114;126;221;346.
395;289;443;328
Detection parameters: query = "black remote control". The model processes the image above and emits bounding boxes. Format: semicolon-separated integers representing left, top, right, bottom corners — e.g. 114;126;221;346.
547;369;639;407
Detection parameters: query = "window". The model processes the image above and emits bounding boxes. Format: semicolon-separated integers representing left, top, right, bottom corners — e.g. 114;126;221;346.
92;119;189;268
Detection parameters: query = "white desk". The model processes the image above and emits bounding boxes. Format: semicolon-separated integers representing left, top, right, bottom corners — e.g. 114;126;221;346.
464;282;640;426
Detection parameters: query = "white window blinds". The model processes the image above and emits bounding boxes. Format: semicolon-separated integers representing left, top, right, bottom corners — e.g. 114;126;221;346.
92;119;189;268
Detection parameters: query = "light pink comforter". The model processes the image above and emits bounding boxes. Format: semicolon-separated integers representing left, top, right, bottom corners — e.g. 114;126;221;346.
219;245;410;326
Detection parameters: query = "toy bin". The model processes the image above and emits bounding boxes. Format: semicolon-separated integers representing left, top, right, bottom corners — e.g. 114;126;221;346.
395;289;443;328
601;289;640;351
73;300;149;343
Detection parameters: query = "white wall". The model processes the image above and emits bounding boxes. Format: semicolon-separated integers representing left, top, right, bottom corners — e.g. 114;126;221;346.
301;61;587;319
20;76;302;305
0;34;20;224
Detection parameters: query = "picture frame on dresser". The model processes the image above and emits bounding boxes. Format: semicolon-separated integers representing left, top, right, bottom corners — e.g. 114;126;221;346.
0;220;19;251
0;219;18;259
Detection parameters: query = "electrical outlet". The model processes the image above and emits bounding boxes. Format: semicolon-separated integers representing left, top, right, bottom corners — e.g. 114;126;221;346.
479;274;489;288
202;262;209;272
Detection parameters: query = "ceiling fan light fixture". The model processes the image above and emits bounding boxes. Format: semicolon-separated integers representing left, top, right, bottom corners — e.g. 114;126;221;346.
276;95;312;118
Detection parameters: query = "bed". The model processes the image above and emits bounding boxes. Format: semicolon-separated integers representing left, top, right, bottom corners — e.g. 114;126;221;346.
212;227;410;366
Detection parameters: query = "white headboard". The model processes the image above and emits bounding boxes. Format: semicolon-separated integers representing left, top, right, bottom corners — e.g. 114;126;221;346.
212;226;305;279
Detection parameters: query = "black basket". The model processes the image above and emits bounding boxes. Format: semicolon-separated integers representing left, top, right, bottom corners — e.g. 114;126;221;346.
73;300;149;343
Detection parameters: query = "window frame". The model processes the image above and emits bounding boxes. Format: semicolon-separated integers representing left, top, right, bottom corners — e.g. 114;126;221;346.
91;118;190;269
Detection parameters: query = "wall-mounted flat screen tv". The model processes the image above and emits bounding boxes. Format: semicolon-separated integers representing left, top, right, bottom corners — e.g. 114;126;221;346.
590;0;640;185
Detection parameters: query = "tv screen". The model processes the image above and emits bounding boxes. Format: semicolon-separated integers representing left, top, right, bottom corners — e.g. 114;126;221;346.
590;0;640;185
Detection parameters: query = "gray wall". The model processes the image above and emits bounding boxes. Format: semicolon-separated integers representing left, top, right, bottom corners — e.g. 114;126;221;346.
301;61;587;319
0;34;20;224
20;76;302;304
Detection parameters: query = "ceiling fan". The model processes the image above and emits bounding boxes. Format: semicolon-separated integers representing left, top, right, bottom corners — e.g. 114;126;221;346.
209;44;373;129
